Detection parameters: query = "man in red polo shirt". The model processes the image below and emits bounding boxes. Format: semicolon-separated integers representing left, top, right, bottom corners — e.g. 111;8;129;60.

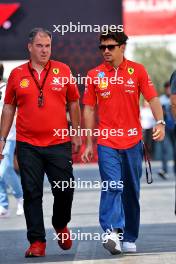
82;30;165;254
0;28;81;257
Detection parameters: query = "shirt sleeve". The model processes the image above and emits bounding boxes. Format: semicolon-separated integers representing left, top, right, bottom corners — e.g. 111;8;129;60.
138;65;158;101
66;69;80;102
82;72;97;106
170;71;176;94
4;71;17;105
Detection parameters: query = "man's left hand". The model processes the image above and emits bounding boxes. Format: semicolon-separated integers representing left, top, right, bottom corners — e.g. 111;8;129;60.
152;124;165;141
71;136;82;154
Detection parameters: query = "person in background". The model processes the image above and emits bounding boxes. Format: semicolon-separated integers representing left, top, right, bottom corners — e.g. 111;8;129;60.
158;81;176;179
0;63;23;217
170;70;176;215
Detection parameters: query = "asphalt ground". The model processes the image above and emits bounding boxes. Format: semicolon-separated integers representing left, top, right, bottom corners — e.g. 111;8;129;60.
0;161;176;264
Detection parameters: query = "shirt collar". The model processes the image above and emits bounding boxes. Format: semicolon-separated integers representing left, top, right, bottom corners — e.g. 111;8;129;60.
104;58;127;71
29;60;51;71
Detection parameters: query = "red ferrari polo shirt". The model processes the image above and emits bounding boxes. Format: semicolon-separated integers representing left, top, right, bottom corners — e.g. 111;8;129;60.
4;60;80;146
83;58;157;149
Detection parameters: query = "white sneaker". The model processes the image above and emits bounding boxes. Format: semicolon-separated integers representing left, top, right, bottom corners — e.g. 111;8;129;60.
103;231;122;255
0;205;10;218
122;242;136;253
16;198;24;216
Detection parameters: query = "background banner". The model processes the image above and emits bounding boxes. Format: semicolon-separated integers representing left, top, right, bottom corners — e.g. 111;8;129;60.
123;0;176;36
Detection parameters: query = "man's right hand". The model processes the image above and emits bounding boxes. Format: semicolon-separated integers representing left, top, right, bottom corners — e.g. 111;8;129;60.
81;144;94;163
0;141;5;160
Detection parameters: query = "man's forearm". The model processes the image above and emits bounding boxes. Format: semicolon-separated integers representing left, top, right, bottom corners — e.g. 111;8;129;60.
83;105;95;146
148;97;164;121
0;104;16;138
68;100;81;130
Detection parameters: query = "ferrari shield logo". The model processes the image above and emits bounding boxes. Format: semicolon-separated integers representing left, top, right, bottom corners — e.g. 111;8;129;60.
53;68;59;75
128;67;134;75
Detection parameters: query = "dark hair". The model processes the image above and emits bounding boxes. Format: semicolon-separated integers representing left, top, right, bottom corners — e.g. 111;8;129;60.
0;63;4;81
100;29;128;45
28;27;52;43
164;81;170;88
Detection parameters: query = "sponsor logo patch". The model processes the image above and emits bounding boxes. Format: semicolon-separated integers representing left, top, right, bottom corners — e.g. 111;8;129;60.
97;71;105;78
53;68;59;75
20;79;29;88
100;91;111;98
128;67;134;75
99;80;108;90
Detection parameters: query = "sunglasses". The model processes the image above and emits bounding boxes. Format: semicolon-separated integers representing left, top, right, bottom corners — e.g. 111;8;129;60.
99;44;121;51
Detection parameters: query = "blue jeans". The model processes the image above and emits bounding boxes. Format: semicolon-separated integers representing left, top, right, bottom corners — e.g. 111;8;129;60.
98;141;143;242
0;140;23;209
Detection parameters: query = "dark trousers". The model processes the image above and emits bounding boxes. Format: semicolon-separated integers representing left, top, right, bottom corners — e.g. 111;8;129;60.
16;141;74;243
160;127;176;174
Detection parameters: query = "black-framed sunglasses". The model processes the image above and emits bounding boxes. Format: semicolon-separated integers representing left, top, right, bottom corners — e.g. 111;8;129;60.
99;44;121;51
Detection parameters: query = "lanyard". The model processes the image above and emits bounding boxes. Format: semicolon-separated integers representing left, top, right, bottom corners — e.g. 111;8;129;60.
28;61;51;107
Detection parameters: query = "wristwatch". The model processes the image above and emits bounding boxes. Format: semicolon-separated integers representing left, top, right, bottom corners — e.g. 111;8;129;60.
156;120;166;126
0;136;6;142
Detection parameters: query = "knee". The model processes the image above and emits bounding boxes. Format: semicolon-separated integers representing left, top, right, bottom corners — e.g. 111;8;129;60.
101;180;124;193
22;185;43;203
52;187;74;200
0;162;10;179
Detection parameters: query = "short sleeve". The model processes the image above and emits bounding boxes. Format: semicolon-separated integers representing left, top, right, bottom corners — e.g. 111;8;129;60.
138;65;158;101
170;71;176;94
66;69;80;102
82;73;97;106
4;71;17;105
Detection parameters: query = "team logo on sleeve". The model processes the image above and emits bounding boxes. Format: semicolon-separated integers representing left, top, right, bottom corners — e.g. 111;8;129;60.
128;67;134;75
53;68;59;75
20;79;29;88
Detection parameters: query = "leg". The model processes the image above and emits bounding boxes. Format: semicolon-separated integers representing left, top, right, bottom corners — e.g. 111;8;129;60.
122;141;143;242
0;179;8;210
0;142;11;210
160;136;168;173
2;141;23;200
97;144;124;232
167;129;176;175
44;142;74;229
16;141;45;243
